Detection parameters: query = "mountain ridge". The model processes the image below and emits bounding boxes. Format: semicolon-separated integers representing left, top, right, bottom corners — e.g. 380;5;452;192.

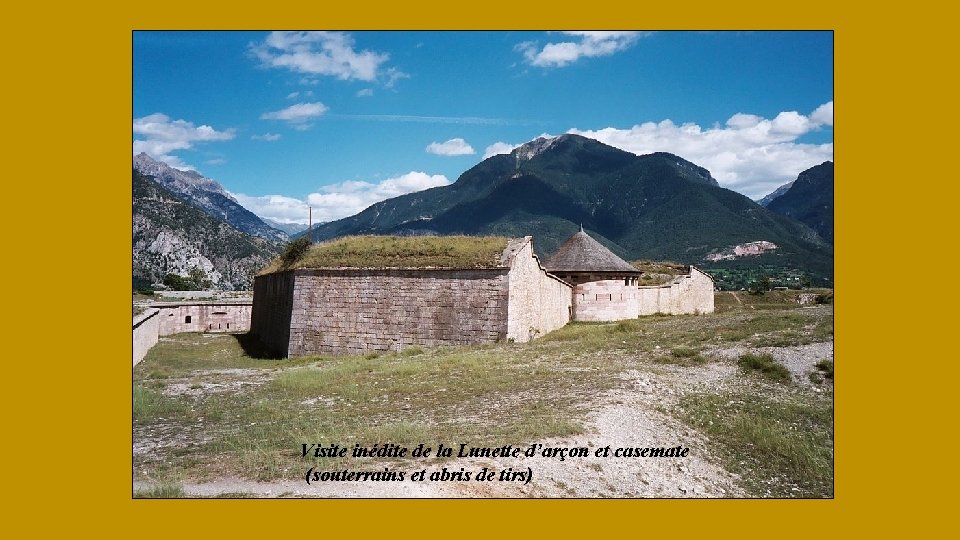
766;161;833;244
133;153;288;244
133;169;280;290
303;134;832;279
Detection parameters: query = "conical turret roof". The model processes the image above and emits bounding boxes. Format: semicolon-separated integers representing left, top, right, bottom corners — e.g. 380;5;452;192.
545;228;639;273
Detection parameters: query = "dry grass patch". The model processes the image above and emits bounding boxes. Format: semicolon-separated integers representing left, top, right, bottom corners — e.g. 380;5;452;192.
260;235;510;274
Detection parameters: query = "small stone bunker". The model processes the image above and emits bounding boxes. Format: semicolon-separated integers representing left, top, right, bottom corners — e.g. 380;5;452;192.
251;233;714;358
545;229;714;321
250;236;571;357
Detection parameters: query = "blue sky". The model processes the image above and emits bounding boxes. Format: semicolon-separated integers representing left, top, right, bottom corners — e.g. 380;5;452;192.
134;31;833;224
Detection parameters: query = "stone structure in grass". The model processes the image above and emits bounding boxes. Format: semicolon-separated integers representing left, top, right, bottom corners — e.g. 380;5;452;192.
250;232;714;358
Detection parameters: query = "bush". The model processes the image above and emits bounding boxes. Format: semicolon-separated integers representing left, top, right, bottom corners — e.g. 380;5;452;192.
738;353;791;382
162;273;193;291
281;237;312;265
654;347;707;366
815;359;834;380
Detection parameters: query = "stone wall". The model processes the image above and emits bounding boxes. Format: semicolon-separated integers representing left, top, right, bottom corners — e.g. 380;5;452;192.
250;271;296;356
156;302;252;336
506;240;572;341
285;269;510;357
133;308;160;366
573;279;640;322
637;266;714;315
671;266;715;314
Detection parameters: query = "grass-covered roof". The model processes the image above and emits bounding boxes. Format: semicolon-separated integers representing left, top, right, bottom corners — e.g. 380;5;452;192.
260;235;513;274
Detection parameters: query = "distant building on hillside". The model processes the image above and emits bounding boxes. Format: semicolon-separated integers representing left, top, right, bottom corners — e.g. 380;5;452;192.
250;232;714;358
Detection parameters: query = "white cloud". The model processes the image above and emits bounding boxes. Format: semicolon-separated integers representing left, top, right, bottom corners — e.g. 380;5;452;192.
306;171;450;222
426;138;475;156
811;101;833;126
286;91;300;99
260;102;328;128
482;141;521;159
251;133;281;141
567;101;834;199
205;158;226;165
517;31;649;68
229;192;311;224
132;113;235;169
250;31;389;82
356;88;374;97
384;67;410;88
231;171;450;224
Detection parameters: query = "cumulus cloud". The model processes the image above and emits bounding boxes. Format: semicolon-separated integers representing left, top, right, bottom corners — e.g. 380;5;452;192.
250;31;390;82
132;113;235;169
811;101;833;126
567;101;834;199
232;171;450;224
229;192;311;225
482;141;521;159
517;31;650;68
251;133;282;141
426;138;476;156
260;102;328;129
306;171;450;222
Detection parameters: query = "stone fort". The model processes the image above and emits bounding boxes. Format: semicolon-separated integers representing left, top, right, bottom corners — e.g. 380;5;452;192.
250;231;713;358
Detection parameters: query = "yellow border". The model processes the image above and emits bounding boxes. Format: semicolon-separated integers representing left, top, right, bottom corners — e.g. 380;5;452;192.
11;0;950;536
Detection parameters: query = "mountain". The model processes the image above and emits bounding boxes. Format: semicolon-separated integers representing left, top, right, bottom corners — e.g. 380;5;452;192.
133;169;281;290
264;218;309;236
133;153;288;244
766;161;833;244
756;180;795;207
306;134;833;279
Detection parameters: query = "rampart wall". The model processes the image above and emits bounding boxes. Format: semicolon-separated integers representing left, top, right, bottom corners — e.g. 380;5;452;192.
133;308;160;366
250;271;296;356
156;302;252;336
637;266;714;315
506;241;572;341
272;269;511;357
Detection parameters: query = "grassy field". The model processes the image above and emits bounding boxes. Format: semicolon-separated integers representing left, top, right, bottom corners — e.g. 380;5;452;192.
133;290;833;497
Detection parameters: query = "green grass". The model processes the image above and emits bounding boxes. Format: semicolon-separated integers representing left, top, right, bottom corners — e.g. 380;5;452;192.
653;347;707;366
260;235;511;274
132;386;193;421
135;333;620;482
134;484;185;498
134;293;833;495
680;392;833;497
737;353;792;383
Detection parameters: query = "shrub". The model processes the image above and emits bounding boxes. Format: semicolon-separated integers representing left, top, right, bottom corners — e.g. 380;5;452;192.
281;237;312;265
738;353;791;382
815;359;833;380
654;347;707;366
